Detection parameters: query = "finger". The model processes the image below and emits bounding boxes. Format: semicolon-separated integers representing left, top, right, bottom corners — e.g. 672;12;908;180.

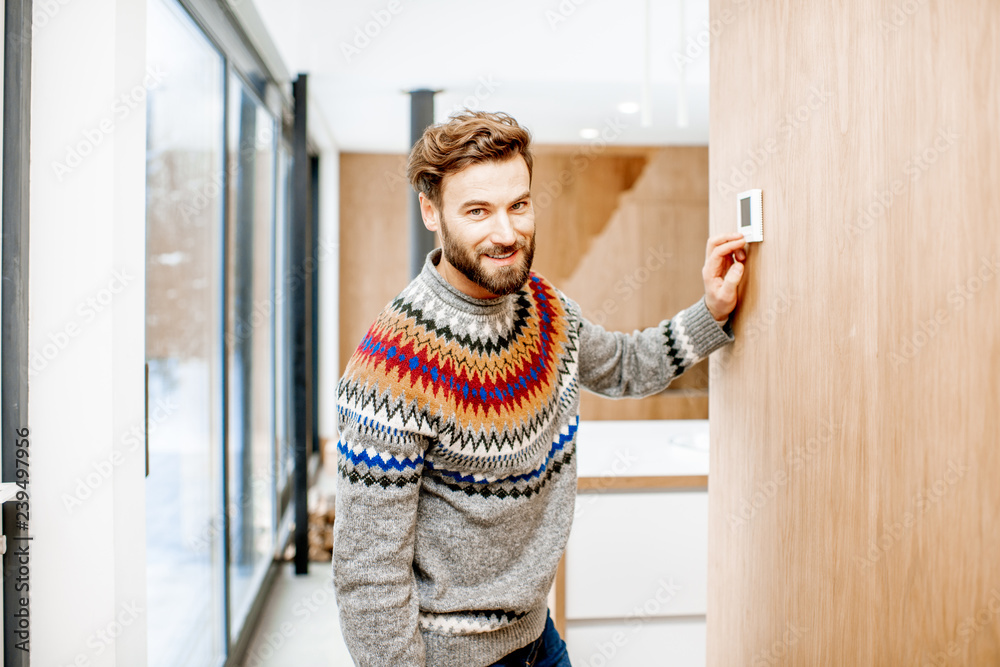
712;237;747;259
714;261;744;306
724;260;745;287
705;238;747;276
706;233;745;255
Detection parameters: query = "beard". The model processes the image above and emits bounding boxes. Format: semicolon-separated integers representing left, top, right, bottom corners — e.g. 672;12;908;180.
439;216;535;297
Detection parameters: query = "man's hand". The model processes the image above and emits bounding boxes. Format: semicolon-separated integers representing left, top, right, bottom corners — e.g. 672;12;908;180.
703;233;748;322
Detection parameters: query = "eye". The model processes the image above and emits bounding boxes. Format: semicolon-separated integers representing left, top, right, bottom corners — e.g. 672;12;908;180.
511;201;527;211
468;208;484;216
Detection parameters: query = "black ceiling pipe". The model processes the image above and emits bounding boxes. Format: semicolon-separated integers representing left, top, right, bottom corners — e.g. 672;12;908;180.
408;89;438;278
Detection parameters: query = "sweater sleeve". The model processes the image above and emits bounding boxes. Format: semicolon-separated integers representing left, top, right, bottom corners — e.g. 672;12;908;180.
333;398;428;667
574;296;734;398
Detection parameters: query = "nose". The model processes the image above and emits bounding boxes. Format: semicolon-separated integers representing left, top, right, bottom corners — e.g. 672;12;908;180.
489;211;517;247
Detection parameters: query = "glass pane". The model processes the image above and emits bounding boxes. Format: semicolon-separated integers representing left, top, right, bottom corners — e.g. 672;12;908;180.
145;0;225;664
227;77;277;633
274;144;293;498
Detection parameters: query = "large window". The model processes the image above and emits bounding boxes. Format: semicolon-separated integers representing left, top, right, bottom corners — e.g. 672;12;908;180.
145;0;226;663
145;0;292;663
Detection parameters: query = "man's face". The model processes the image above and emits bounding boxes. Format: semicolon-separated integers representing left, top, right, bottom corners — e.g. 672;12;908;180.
420;156;535;299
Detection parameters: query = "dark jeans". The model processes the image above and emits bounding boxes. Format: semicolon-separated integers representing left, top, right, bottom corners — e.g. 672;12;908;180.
489;612;572;667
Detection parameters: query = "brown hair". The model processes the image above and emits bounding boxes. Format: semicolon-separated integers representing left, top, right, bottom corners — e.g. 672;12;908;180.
406;110;533;211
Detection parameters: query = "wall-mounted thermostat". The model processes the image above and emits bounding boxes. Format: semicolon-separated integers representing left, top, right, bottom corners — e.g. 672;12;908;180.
737;189;763;243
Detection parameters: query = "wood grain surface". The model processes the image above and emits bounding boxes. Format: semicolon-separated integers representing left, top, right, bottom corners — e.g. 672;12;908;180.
707;1;1000;665
561;146;712;419
338;153;411;377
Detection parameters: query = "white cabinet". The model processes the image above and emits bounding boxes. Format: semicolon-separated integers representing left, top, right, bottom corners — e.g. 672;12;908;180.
562;421;709;667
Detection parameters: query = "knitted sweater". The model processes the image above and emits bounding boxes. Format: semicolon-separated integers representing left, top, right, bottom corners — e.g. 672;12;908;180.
334;248;734;667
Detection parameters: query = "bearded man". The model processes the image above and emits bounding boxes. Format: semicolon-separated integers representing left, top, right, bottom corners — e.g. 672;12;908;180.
333;110;747;667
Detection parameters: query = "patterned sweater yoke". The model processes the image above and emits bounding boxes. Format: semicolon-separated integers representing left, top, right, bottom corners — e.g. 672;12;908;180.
333;248;734;667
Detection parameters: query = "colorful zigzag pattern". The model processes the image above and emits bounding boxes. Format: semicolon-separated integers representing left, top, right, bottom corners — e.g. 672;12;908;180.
337;272;581;499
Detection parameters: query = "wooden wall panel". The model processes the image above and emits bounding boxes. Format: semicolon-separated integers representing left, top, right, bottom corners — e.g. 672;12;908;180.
338;153;410;377
560;147;711;420
528;146;651;287
339;147;712;420
708;1;1000;665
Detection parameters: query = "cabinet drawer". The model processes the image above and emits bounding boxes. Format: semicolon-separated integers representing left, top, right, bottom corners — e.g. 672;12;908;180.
566;491;707;619
565;617;706;666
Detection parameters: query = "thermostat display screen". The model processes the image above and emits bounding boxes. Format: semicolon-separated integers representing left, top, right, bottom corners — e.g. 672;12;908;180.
736;188;763;242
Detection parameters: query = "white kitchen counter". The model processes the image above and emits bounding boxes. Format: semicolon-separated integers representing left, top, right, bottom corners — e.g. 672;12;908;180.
575;419;709;480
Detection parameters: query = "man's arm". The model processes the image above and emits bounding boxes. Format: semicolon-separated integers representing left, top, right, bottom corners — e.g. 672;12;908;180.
576;297;733;398
333;403;427;667
576;233;747;398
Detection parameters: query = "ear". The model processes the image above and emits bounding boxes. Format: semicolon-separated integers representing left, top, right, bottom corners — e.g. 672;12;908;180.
419;193;440;232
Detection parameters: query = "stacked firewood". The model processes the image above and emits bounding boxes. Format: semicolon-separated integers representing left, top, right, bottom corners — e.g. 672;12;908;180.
282;489;336;562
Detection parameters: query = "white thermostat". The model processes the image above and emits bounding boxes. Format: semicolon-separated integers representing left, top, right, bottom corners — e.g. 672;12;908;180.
737;189;763;242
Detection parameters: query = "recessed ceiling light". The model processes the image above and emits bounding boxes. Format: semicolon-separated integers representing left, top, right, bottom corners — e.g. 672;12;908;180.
579;128;599;139
618;102;640;114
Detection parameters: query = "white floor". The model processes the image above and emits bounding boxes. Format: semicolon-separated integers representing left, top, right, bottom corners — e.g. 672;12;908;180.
241;450;352;667
241;562;354;667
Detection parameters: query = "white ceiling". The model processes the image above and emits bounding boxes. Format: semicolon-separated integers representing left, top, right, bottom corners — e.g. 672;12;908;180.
250;0;711;152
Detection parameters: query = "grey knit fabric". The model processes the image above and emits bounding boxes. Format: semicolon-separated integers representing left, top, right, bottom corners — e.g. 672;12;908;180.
333;249;733;666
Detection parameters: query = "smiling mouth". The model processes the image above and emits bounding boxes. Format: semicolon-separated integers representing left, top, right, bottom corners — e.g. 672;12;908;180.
484;250;516;260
